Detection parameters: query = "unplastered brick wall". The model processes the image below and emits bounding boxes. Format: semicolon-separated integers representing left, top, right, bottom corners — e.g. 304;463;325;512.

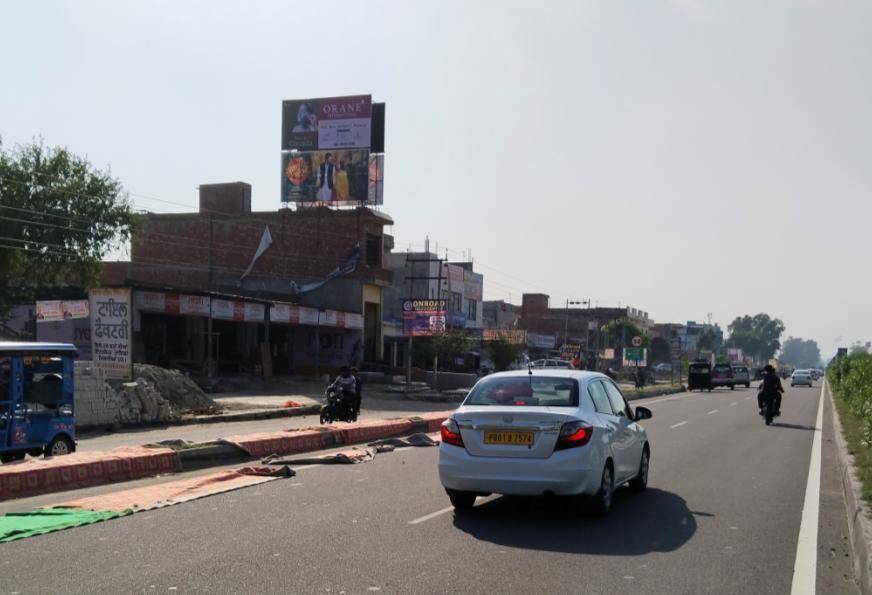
74;361;122;428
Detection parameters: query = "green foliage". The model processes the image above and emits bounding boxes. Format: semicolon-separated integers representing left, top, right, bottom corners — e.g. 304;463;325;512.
414;331;469;370
485;338;523;371
602;318;647;347
697;327;722;354
726;314;785;364
779;337;822;369
829;353;872;445
0;139;137;316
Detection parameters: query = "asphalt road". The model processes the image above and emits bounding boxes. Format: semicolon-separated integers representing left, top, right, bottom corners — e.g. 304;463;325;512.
0;383;859;594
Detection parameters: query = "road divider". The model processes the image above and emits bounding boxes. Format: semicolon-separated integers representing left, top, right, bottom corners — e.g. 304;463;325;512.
0;411;454;502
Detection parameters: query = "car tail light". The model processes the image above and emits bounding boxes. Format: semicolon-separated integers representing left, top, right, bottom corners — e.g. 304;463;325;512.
555;420;593;450
440;418;464;447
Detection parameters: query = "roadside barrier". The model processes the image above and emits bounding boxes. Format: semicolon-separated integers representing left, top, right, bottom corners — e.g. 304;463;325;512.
0;411;455;503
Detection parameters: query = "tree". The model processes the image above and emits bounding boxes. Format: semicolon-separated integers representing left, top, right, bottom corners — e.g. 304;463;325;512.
726;314;785;364
485;338;524;371
697;327;722;354
649;337;671;363
0;139;137;316
414;330;469;371
779;337;822;369
602;318;647;348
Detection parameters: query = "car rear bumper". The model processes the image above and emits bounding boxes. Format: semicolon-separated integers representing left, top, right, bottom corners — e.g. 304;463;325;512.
437;443;601;496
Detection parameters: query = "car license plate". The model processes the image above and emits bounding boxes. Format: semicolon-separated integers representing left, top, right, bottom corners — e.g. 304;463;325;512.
483;431;534;446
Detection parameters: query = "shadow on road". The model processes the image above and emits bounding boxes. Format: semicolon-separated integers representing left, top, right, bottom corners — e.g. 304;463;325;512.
452;487;703;555
770;422;817;431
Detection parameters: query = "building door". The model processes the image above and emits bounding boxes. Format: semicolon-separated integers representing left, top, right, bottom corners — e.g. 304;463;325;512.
364;302;379;363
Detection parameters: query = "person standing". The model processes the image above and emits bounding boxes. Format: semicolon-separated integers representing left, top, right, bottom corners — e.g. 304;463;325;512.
334;160;350;201
315;153;335;201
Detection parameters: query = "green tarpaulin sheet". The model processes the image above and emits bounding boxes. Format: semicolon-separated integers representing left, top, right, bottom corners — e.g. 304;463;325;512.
0;507;131;543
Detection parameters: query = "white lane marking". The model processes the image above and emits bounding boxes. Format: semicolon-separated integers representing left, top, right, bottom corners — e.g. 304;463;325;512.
408;506;454;525
670;421;688;429
707;409;719;415
730;402;738;407
789;383;825;595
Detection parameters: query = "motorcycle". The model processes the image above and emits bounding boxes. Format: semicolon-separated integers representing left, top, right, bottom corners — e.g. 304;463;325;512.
319;386;358;424
759;392;781;426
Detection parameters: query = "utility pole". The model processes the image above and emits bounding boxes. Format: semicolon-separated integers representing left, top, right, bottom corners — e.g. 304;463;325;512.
563;299;585;349
404;251;447;390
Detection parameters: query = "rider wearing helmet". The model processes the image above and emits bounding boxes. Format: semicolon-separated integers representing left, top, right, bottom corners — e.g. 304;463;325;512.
758;364;784;416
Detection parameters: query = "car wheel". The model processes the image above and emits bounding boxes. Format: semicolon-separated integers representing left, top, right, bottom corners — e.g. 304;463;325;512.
44;435;74;458
730;385;735;390
446;489;476;510
0;451;25;464
629;448;649;493
746;383;751;388
593;463;614;516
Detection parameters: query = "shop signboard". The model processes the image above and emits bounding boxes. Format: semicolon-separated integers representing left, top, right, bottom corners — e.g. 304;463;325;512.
211;299;236;321
483;329;527;344
463;270;483;301
281;149;371;205
345;313;364;329
282;95;372;151
135;291;166;312
271;304;292;324
321;310;338;327
89;288;132;380
527;333;556;349
243;303;265;323
298;307;320;326
180;295;211;317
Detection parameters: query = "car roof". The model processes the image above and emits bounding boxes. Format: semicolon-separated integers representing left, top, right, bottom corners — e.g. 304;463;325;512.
480;369;607;382
0;341;78;355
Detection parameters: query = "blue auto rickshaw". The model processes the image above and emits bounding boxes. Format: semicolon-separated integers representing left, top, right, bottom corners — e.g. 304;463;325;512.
0;342;77;463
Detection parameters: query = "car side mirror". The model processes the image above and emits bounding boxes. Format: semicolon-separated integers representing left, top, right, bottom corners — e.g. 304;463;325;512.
634;406;652;421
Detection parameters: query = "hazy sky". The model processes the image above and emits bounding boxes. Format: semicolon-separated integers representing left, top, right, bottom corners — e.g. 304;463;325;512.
2;0;870;354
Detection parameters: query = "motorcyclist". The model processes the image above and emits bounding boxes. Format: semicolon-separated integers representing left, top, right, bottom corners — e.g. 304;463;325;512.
349;366;362;416
758;364;784;416
329;366;357;415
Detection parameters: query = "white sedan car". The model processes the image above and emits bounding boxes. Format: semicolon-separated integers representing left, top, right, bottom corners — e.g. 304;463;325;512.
791;370;813;387
438;370;652;516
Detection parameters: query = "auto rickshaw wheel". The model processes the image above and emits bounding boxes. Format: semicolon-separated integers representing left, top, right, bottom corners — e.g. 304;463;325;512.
0;451;25;464
45;435;74;458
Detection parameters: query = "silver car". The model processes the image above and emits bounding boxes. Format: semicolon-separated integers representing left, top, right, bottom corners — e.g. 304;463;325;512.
791;370;813;387
438;370;652;516
732;365;751;388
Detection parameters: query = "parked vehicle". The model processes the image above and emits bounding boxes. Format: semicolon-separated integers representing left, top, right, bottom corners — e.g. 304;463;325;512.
711;363;735;389
809;369;821;380
438;370;652;516
731;365;751;388
688;360;712;391
530;359;572;369
653;363;673;374
319;385;357;424
791;370;813;387
0;342;77;464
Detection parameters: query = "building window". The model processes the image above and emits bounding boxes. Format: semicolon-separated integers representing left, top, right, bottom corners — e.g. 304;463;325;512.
365;234;381;268
466;298;477;321
451;292;463;313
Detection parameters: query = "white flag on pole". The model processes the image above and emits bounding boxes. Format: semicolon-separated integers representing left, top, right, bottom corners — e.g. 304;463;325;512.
240;226;273;280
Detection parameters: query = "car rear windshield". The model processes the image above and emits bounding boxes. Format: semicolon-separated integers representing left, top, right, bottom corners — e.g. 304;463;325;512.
713;365;731;372
733;367;747;373
465;376;579;407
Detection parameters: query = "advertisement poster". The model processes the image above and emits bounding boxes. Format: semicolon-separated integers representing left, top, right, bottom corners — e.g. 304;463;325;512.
282;95;372;151
282;149;370;204
36;300;88;322
179;295;211;317
89;288;132;380
38;318;92;360
402;299;446;337
367;154;384;205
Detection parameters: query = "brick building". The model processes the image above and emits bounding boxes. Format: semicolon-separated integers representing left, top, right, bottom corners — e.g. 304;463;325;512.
103;182;393;375
518;293;651;351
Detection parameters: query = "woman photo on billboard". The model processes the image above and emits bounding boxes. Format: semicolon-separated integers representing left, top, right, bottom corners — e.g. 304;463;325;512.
334;160;350;201
292;102;318;133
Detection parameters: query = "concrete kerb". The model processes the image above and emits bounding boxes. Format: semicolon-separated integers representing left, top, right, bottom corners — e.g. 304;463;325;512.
828;379;872;595
0;411;454;502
